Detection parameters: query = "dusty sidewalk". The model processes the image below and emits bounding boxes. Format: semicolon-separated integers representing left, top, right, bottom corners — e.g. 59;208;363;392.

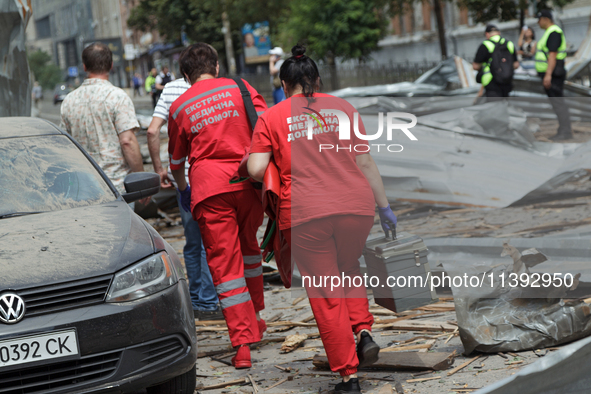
189;290;546;394
146;212;570;394
141;119;591;394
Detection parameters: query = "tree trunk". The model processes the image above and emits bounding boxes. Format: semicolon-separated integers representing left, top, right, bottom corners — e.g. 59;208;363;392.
519;7;525;29
221;11;236;76
433;0;447;59
327;53;339;90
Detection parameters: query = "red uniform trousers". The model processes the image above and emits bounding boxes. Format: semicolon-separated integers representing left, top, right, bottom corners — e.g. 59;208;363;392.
194;189;265;347
283;215;375;376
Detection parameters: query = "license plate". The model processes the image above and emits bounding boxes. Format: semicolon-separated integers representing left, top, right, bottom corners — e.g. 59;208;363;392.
0;330;79;368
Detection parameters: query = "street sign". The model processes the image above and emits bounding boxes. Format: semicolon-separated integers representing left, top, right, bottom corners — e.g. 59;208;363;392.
67;67;78;77
124;44;135;60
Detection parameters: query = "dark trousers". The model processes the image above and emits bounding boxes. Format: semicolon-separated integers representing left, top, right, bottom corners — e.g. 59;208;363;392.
485;81;512;98
541;75;572;135
151;92;160;109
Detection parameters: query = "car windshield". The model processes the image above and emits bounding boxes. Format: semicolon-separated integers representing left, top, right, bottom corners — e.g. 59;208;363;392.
0;135;117;216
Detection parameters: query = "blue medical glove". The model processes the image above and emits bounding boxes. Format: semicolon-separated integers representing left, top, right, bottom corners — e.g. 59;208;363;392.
178;185;191;213
378;204;397;238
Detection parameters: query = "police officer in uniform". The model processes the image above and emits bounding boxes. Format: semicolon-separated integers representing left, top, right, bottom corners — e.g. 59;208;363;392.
473;24;519;98
536;9;572;141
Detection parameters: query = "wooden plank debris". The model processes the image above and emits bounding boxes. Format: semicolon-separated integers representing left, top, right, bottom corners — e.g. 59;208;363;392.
445;328;459;344
267;312;284;322
312;352;455;371
388;320;457;332
281;333;308;353
447;355;481;376
405;376;441;383
200;378;248;391
274;365;292;372
418;339;437;353
248;374;260;394
264;372;298;391
381;342;435;353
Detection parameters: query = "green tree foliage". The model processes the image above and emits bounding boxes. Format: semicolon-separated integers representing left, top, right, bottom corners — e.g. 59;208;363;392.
280;0;388;63
127;0;290;71
27;50;63;90
127;0;224;52
279;0;389;89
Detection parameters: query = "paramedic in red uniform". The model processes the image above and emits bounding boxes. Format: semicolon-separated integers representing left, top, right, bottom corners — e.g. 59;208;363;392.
247;45;398;394
168;43;268;369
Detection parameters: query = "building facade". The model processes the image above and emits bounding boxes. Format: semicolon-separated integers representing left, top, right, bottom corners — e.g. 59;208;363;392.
26;0;94;78
25;0;163;88
374;0;591;64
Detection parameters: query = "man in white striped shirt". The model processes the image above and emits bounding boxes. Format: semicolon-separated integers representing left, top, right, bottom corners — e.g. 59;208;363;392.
147;78;223;320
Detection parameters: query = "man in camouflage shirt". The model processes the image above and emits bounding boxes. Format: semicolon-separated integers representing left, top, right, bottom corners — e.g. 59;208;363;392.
60;43;144;193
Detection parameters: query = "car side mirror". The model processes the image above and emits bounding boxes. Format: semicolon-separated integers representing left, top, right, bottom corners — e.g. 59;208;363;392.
122;172;160;203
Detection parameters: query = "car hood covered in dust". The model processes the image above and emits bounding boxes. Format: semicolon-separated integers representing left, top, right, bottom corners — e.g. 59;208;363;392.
0;201;155;289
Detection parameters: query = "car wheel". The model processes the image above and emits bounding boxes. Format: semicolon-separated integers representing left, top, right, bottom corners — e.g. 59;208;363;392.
146;365;196;394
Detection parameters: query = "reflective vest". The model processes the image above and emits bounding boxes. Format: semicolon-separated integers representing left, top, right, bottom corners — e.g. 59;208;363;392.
480;35;515;87
535;24;567;73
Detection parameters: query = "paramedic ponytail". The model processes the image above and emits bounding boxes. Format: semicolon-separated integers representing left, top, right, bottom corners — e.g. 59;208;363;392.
279;45;322;97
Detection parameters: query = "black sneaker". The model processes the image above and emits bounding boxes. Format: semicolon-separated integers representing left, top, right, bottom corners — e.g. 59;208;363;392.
194;307;224;321
357;331;380;369
333;378;361;394
549;133;573;141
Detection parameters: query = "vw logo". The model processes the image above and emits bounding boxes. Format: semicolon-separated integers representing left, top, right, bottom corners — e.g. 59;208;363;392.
0;293;26;324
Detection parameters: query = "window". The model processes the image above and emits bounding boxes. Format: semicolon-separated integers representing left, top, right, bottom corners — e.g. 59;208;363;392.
36;16;51;39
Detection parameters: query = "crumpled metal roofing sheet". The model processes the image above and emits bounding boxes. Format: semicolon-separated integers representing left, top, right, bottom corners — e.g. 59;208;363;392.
354;100;591;208
473;334;591;394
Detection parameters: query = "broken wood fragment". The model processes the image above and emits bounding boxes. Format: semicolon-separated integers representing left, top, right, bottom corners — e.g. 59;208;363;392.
195;319;226;326
313;352;455;371
281;333;308;353
264;372;298;391
445;328;459;344
447;355;481;376
388;320;457;332
200;378;248;390
405;376;441;383
381;342;434;353
418;339;437;353
267;312;284;322
248;374;259;394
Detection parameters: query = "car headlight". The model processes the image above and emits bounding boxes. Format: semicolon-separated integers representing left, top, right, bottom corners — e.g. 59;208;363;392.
106;252;178;302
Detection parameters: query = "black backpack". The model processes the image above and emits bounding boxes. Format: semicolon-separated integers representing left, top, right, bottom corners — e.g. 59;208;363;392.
161;74;172;87
489;38;514;84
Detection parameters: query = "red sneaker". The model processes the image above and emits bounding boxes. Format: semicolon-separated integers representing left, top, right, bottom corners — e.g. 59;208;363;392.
258;319;267;337
231;345;251;369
